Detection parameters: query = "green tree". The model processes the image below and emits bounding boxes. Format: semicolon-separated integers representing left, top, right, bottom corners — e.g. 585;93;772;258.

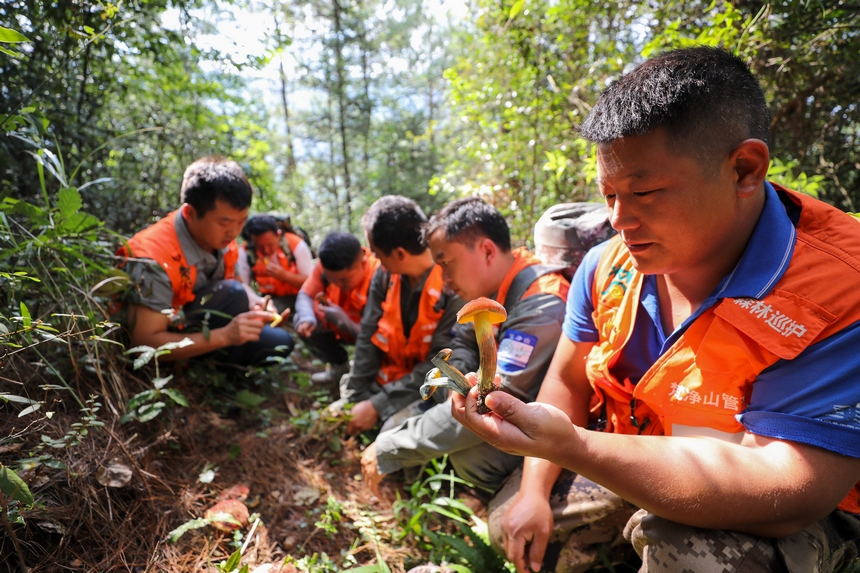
435;0;645;242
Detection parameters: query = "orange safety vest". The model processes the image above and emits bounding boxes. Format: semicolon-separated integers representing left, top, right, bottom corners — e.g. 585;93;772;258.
495;247;569;307
318;249;381;341
371;265;445;385
586;184;860;512
250;232;304;297
117;209;239;314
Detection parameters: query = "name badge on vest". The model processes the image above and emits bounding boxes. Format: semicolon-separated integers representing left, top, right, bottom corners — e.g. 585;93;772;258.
498;330;537;373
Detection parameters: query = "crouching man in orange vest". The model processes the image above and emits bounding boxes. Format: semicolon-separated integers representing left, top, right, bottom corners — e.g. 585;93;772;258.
237;214;312;315
339;195;464;436
119;157;294;366
293;232;380;385
361;197;571;496
454;48;860;573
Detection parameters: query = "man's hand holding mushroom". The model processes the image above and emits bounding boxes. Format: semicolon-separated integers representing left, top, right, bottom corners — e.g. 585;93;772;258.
451;378;578;464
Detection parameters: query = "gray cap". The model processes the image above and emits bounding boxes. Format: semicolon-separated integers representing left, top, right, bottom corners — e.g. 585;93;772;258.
534;203;615;276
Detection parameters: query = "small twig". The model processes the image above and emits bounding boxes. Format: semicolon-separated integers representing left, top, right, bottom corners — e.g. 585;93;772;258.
298;527;321;553
142;538;162;573
105;486;113;521
240;517;261;555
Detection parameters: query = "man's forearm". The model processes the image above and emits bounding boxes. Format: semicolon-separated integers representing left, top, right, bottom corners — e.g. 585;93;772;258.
293;291;316;327
556;428;860;537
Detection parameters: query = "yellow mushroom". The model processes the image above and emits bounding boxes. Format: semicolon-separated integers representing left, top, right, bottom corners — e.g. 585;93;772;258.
456;297;507;413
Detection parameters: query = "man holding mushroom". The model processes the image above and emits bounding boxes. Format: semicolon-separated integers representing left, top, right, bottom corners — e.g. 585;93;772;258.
361;197;571;495
453;48;860;573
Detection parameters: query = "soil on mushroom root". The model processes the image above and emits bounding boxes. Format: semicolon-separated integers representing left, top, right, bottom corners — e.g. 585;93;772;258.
0;347;478;573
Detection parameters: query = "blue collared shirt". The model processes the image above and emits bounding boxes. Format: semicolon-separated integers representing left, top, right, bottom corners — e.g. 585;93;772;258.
564;182;860;459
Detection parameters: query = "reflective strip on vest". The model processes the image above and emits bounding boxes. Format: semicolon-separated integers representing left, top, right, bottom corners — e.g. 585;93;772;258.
371;265;445;385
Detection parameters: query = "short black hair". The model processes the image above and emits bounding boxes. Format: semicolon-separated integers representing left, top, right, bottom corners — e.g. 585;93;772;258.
241;214;280;242
361;195;427;256
318;232;363;271
180;156;253;216
423;197;511;252
579;47;770;160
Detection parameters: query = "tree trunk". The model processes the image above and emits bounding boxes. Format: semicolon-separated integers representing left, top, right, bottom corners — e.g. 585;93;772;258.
332;0;353;230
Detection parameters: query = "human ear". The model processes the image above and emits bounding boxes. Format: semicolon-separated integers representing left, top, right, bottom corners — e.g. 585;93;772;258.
479;238;496;263
731;139;770;198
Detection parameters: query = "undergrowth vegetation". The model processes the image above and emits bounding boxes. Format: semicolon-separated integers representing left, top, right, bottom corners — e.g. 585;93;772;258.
0;136;518;572
3;0;860;570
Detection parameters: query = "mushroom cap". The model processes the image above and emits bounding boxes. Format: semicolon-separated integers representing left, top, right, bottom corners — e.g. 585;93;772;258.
457;297;507;325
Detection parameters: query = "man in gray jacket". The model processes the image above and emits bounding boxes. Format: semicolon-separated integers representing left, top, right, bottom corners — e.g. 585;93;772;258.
361;197;571;494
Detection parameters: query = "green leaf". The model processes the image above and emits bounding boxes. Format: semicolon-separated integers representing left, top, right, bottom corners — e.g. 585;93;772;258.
509;0;526;20
152;375;173;390
57;187;82;217
0;465;34;505
0;394;37;405
167;517;211;543
0;46;19;57
223;549;242;572
234;389;266;409
126;345;156;369
0;27;29;44
162;388;189;407
154;337;194;356
342;567;387;573
18;403;41;417
19;302;31;329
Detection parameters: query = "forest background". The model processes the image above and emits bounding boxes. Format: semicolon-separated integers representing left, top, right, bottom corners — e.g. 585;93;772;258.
1;0;859;571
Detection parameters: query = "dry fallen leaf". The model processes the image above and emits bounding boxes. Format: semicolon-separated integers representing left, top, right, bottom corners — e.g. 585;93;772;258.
292;485;321;506
205;499;249;531
95;461;133;488
218;483;250;501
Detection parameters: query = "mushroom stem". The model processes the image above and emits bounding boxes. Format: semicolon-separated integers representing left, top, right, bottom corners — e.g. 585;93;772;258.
474;315;496;394
473;315;497;414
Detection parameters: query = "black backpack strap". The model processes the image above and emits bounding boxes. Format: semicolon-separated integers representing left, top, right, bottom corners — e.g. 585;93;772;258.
503;264;566;310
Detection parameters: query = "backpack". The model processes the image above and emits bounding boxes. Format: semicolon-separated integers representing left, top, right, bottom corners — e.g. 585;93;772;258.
532;202;615;280
504;202;615;306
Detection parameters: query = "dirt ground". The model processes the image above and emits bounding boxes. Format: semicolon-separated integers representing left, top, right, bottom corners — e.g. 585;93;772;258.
0;340;487;573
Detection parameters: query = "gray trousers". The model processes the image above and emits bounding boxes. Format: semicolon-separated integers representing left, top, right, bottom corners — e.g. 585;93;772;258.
375;397;522;488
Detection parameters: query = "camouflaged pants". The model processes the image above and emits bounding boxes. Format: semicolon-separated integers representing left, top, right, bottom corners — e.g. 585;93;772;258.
625;508;860;573
489;467;860;573
488;467;637;573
